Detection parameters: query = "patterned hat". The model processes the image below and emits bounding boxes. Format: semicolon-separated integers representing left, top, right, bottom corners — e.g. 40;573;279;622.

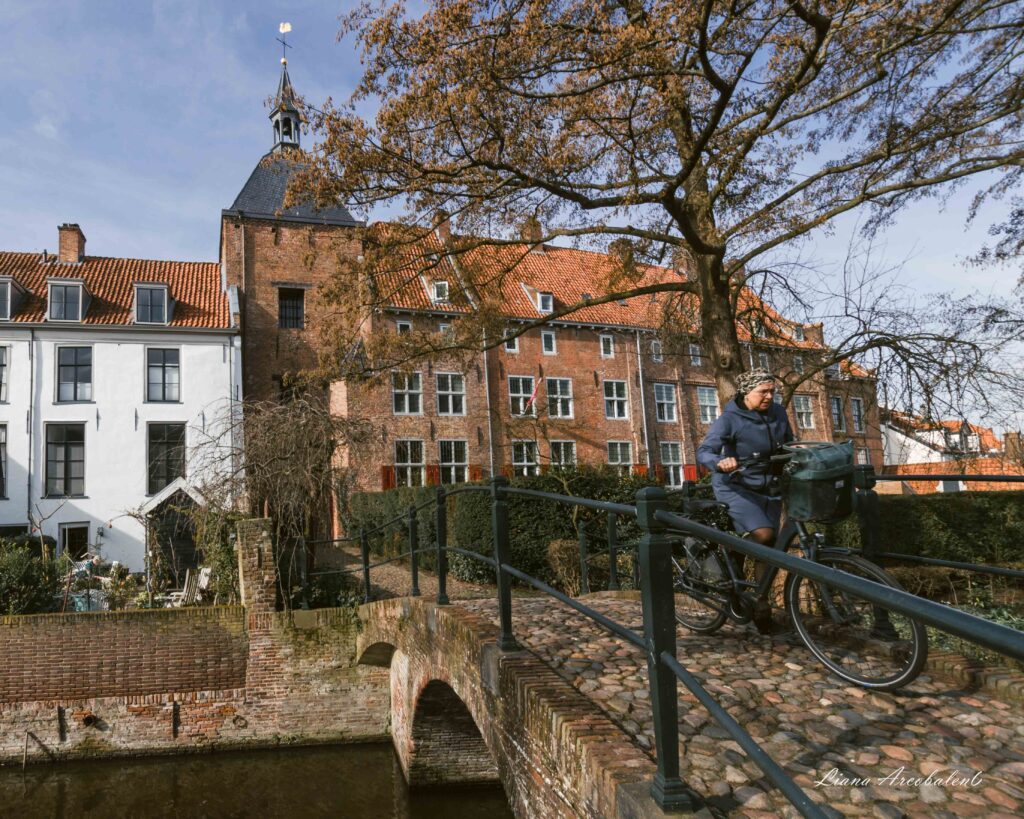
736;369;776;395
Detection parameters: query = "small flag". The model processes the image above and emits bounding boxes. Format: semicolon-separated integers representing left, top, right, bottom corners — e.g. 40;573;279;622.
524;378;541;411
279;22;292;34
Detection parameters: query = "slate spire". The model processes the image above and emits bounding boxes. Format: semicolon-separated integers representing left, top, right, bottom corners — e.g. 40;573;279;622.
270;58;301;151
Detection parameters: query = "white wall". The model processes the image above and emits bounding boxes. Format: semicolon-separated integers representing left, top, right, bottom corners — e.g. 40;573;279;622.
0;327;241;571
881;424;943;466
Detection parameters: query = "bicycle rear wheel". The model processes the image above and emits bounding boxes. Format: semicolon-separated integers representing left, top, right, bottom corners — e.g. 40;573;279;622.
785;552;927;691
673;538;730;634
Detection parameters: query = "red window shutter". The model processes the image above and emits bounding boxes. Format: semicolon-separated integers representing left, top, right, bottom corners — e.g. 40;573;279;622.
469;465;484;481
381;465;396;491
426;464;441;486
684;464;699;482
654;464;666;482
632;465;648;477
501;464;513;478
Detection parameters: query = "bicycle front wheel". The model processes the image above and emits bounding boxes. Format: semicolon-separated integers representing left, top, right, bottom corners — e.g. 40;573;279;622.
785;552;927;691
673;538;730;635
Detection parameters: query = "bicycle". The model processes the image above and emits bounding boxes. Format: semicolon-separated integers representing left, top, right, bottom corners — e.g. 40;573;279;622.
670;443;928;691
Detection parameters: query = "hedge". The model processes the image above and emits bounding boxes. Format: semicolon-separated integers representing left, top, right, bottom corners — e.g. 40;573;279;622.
828;490;1024;566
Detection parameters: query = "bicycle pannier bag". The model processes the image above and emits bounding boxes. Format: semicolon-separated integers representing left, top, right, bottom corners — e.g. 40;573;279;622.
783;441;854;522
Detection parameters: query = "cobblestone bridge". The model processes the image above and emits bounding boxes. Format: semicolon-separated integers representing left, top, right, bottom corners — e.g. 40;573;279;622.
357;590;1024;819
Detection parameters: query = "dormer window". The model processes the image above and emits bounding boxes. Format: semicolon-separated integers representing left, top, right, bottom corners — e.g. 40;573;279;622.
48;282;84;322
135;285;169;324
538;292;554;313
432;280;450;303
0;281;9;320
792;325;805;342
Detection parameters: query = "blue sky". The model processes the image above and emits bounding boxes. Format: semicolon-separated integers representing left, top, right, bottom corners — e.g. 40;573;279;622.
1;0;1018;303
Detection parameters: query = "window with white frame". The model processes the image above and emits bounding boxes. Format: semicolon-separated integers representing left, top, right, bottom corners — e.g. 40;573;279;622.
546;378;573;418
774;391;783;404
792;325;805;342
654;383;676;422
966;433;980;451
550;441;577;468
59;523;89;560
57;347;92;402
135;285;168;324
148;423;186;495
599;334;614;358
432;280;450;302
46;423;85;497
604;380;628;419
439;440;468;483
0;424;6;497
752;318;767;338
509;376;536;416
392;372;422;414
436;373;465;415
794;395;815;429
48;283;82;321
395;440;425;486
0;281;10;320
793;355;804;374
851;397;865;432
697;386;719;423
757;351;770;370
438;322;452;338
856;447;871;465
0;347;6;402
537;292;554;313
829;396;845;432
396;320;412;334
512;440;539;476
503;331;519;352
541;330;556;354
147;348;180;402
688;344;702;366
660;442;682;487
607;441;632;475
651;340;663;363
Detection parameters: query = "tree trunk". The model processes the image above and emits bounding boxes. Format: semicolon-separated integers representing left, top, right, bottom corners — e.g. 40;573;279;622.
696;253;745;402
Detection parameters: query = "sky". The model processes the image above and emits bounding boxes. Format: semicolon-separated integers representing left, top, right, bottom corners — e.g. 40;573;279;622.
2;0;1019;306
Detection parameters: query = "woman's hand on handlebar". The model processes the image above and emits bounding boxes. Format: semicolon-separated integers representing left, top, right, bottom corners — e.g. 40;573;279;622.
716;457;739;473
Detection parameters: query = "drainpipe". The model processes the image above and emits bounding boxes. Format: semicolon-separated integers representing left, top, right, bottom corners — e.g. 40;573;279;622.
635;331;652;470
482;330;496;478
26;329;34;527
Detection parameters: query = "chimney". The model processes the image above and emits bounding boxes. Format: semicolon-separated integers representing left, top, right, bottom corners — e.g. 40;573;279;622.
432;209;451;243
1006;431;1023;463
58;223;86;264
520;216;543;249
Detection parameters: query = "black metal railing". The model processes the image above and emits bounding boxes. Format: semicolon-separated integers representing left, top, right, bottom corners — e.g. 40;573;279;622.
320;473;1024;818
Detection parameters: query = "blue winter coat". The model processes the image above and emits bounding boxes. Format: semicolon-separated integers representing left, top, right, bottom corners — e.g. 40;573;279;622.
696;398;795;532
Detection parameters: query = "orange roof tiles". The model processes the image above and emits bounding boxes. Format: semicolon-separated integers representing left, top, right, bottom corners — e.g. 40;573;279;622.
0;252;229;329
882;458;1024;493
886;411;1002;453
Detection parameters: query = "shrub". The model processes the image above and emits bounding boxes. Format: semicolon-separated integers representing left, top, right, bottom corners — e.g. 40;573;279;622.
345;485;444;570
0;540;63;615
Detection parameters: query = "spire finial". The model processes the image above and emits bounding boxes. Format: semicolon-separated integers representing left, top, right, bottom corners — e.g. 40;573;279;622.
277;22;292;65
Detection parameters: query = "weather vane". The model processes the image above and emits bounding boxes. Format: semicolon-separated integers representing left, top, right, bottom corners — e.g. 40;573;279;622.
277;22;292;65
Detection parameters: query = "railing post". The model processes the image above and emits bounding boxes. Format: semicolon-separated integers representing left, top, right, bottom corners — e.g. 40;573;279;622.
607;512;620;591
635;486;699;812
490;476;519;651
408;506;421;597
578;525;590;595
360;528;371;604
435;487;449;605
854;465;896;638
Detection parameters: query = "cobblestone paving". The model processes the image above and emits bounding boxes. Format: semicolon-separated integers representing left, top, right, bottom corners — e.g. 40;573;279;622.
461;596;1024;819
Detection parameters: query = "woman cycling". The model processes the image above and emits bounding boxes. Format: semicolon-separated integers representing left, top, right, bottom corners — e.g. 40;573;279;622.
696;369;794;631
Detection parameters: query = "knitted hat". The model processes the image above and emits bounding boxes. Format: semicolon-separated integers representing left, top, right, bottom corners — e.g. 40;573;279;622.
736;369;776;395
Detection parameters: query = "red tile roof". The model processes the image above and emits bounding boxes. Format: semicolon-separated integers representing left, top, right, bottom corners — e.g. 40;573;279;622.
882;458;1024;493
885;411;1002;453
0;252;229;329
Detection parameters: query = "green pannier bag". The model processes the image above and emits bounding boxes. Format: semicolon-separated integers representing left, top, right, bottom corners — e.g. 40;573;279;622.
782;441;854;522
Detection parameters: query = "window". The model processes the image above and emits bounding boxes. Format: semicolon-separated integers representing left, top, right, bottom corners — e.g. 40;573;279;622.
432;280;450;302
537;292;554;313
792;326;805;342
689;344;702;366
550;441;577;468
439;440;468;484
752;318;767;338
546;378;573;418
46;424;85;497
660;442;682;487
603;380;628;419
503;331;519;352
607;441;632;475
57;347;92;402
829;396;845;432
774;391;783;404
757;351;770;370
824;363;840;378
395;440;425;487
651;340;663;363
654;383;677;422
0;347;6;401
148;423;186;495
396;320;412;335
49;283;81;321
392;372;422;415
135;286;167;324
967;433;980;451
512;441;539;476
856;448;871;465
438;322;452;338
851;398;865;432
0;425;6;497
600;334;614;358
509;376;536;416
794;395;815;429
697;386;719;423
436;373;465;415
278;288;305;329
59;523;89;560
541;330;556;355
0;281;9;320
793;355;804;374
146;348;180;402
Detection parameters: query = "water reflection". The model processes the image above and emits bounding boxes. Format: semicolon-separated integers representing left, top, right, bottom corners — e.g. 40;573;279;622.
0;743;513;818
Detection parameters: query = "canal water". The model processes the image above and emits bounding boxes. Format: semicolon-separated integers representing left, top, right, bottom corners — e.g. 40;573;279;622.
0;743;514;818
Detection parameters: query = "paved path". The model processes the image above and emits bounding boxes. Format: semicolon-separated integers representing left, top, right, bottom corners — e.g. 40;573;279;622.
462;595;1024;818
